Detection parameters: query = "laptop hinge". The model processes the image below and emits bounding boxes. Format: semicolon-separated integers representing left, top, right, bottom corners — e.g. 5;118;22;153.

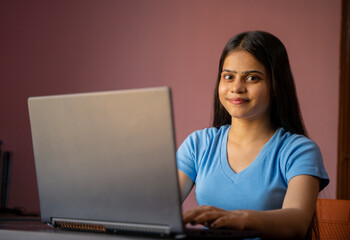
52;218;171;236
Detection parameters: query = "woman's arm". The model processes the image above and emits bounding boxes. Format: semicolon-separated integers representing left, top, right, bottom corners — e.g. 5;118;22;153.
183;175;320;239
178;170;195;202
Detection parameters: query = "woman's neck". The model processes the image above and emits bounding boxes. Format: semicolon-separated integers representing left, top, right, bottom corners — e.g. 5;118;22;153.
229;117;276;146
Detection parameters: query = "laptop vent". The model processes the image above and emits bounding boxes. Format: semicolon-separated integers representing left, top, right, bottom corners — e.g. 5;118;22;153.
53;218;170;236
55;221;106;233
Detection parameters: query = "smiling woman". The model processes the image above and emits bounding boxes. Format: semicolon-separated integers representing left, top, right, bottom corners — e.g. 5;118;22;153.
176;31;329;240
218;50;270;123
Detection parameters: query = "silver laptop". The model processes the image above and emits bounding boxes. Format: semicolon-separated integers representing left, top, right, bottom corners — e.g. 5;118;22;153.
28;87;260;239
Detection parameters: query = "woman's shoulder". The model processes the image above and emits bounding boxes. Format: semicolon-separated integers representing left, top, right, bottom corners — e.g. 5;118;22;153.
276;128;317;146
188;125;230;141
180;125;229;149
178;125;229;163
274;128;320;155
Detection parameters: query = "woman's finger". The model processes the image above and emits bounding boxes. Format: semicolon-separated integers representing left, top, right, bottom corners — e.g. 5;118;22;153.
183;205;217;223
191;210;222;225
210;211;247;229
183;206;227;225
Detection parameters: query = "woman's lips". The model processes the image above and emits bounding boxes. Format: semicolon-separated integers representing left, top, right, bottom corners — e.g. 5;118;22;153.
228;97;249;105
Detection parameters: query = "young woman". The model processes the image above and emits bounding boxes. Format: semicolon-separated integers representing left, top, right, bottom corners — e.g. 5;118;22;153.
176;31;329;239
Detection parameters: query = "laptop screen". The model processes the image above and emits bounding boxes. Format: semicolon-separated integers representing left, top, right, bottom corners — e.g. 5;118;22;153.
28;87;184;235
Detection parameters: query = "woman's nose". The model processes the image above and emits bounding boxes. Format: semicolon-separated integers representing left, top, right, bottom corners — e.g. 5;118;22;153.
230;79;246;93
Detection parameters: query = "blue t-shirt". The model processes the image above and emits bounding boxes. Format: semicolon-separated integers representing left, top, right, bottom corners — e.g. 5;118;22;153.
176;125;329;211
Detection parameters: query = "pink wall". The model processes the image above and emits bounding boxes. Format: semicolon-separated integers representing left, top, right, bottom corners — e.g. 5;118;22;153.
0;0;341;212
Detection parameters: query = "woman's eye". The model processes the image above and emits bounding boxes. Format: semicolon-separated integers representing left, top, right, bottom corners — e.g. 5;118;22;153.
223;74;233;80
246;75;260;81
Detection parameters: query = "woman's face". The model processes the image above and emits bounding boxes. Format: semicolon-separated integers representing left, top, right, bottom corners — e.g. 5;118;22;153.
218;50;271;122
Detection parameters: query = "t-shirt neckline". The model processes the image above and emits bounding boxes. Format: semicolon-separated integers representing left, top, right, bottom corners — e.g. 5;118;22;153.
220;126;281;183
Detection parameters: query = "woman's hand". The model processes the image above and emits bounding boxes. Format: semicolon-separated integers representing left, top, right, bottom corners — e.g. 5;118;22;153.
183;205;249;230
183;175;320;239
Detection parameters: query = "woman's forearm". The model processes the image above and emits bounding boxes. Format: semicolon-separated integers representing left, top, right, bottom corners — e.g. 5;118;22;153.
184;176;319;239
242;208;313;239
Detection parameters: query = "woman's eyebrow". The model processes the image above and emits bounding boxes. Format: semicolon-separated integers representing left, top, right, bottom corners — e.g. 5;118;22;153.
222;69;265;76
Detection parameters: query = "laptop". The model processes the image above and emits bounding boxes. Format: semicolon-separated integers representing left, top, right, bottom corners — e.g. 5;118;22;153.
28;87;260;239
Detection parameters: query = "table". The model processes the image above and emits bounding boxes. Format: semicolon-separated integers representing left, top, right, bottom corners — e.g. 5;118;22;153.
0;218;261;239
0;219;173;240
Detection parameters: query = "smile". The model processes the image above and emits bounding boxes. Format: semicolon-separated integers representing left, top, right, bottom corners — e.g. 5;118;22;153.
227;97;250;105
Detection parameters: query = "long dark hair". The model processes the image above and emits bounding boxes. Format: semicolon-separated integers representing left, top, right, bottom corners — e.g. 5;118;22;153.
212;31;307;136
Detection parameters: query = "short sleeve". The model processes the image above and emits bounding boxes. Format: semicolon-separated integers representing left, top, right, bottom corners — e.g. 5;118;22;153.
282;136;329;191
176;132;199;182
176;127;218;182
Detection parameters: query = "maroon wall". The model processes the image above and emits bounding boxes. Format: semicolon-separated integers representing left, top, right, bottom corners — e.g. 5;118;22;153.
0;0;341;212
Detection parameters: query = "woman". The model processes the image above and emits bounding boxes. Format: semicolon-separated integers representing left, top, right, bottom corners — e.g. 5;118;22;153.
176;31;329;239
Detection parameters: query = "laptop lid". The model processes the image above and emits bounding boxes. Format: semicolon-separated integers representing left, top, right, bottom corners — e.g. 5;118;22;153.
28;87;184;236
